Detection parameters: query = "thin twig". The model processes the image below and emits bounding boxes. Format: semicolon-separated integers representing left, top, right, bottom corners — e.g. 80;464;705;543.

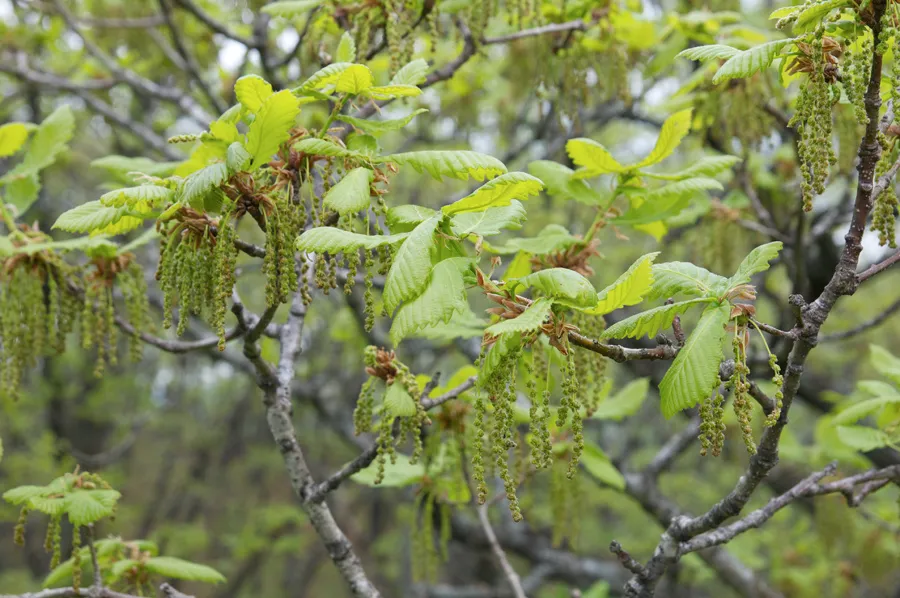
476;503;528;598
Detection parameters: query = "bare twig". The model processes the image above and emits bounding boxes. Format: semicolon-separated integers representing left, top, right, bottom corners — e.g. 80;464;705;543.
821;295;900;341
857;250;900;283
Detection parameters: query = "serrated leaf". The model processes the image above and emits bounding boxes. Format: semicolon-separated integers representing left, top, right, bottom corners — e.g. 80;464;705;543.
580;442;625;489
634;109;693;168
489;224;580;255
234;75;273;113
727;241;783;288
833;395;900;426
11;105;75;175
503;251;532;280
91;155;179;178
262;0;323;17
5;172;40;211
384;382;417;417
527;160;603;204
296;227;408;253
100;185;173;209
365;84;422;100
450;200;526;237
226;142;252;172
179;162;228;208
245;90;300;168
335;31;356;62
65;489;120;526
386;205;438;232
602;298;715;339
677;44;741;61
835;425;891;451
479;332;522;386
869;345;900;385
645;155;741;180
584;253;659;316
294;137;368;159
616;178;723;226
648;262;729;301
566;138;628;177
352;452;425;487
515;268;597;309
323;167;373;215
659;303;730;418
383;216;442;314
31;496;68;516
442;172;542;215
335;64;374;94
145;557;226;584
713;39;795;83
383;150;507;182
10;236;118;256
3;485;52;505
0;123;29;157
389;257;472;344
43;554;81;588
390;59;429;85
296;62;354;91
339;109;428;136
53;201;136;235
793;0;848;31
590;378;650;420
486;297;553;335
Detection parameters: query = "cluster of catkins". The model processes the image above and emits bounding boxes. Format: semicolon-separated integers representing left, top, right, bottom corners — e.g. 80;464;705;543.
410;486;452;583
353;346;430;484
872;131;899;247
699;76;776;150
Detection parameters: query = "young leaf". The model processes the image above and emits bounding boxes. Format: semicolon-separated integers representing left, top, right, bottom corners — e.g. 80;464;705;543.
634;109;693;168
659;303;730;418
386;205;438;232
389;257;472;344
53;201;135;235
835;425;891;451
869;345;900;386
335;31;357;62
712;39;795;83
566;138;628;177
296;62;353;91
390;59;429;86
245;90;301;168
580;442;625;490
91;155;179;178
726;241;783;287
296;227;408;253
323;167;373;216
590;378;650;420
528;160;602;204
365;85;422;100
488;224;580;255
144;557;226;584
479;332;522;386
262;0;323;17
486;297;553;335
382;150;507;182
383;216;442;314
616;178;723;226
100;185;173;209
832;396;900;426
449;200;526;237
10;105;75;175
234;75;273;113
644;155;742;180
339;109;428;136
352;452;425;487
602;298;715;339
515;268;597;309
442;172;543;215
226;142;252;172
179;162;229;208
0;122;29;157
384;382;417;417
677;44;741;62
335;64;374;94
648;262;729;300
583;252;660;316
64;489;120;526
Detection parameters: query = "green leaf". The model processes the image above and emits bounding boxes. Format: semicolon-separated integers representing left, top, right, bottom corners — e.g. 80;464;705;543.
365;85;422;100
383;216;442;314
100;185;173;209
389;258;472;344
503;251;533;280
442;172;543;215
294;137;369;160
645;155;741;180
712;39;795;83
449;200;526;237
296;227;408;253
648;262;729;301
3;485;52;505
384;382;417;417
584;252;659;315
486;297;553;335
479;332;522;386
488;224;579;255
634;109;693;168
335;31;356;62
91;155;179;178
835;425;891;451
833;395;900;426
5;173;40;212
566;138;628;177
352;452;425;487
390;59;430;85
339;109;428;136
262;0;323;17
580;442;625;490
179;162;229;209
602;298;715;340
583;581;611;598
335;64;374;94
0;123;29;157
515;268;597;309
245;90;301;168
792;0;849;32
528;160;603;204
144;557;226;584
677;44;741;61
226;142;252;172
296;62;354;91
43;554;81;588
590;378;650;420
386;205;438;233
727;241;783;287
323;167;373;215
11;105;75;175
64;489;120;526
869;345;900;386
53;201;136;235
383;150;507;182
616;178;723;225
234;75;273;113
659;303;730;418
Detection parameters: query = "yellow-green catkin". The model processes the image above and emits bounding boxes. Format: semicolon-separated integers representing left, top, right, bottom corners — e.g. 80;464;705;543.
699;387;726;457
527;344;553;469
212;219;239;350
730;326;756;454
872;134;898;247
71;526;82;592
